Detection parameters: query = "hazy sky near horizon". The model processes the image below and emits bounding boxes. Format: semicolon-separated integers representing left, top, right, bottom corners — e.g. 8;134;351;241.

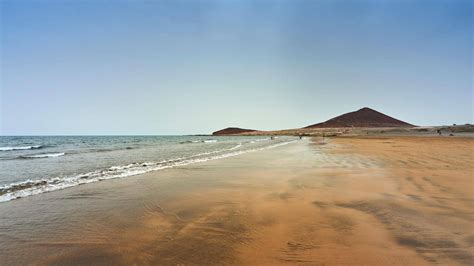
1;0;472;135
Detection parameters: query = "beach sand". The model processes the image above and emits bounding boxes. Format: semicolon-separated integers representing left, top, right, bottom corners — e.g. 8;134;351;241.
0;137;472;265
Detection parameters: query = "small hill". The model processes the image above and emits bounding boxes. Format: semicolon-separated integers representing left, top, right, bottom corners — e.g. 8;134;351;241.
212;127;257;135
305;107;414;128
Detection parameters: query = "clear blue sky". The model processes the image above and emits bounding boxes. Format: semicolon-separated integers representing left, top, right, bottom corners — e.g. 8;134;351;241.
1;0;472;135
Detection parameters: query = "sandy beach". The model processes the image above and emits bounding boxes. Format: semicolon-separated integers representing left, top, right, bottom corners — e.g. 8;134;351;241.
3;0;471;264
0;136;472;265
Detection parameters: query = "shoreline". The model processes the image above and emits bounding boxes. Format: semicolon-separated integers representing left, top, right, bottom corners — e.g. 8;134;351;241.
0;136;472;265
0;137;295;203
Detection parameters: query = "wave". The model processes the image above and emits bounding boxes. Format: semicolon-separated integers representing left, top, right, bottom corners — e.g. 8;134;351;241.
188;143;242;157
19;153;65;159
180;140;217;144
0;145;42;151
180;140;198;144
0;140;296;202
87;146;136;153
229;143;242;150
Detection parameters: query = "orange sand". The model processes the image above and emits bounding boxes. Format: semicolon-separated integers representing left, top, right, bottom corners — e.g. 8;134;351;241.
1;137;472;265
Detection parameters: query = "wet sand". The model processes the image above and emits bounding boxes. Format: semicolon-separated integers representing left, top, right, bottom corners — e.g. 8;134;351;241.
0;137;472;265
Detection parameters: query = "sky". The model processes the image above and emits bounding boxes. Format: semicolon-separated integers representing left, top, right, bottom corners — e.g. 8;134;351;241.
1;0;472;135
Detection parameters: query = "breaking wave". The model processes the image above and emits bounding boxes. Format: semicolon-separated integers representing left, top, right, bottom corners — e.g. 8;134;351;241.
0;145;43;151
19;153;65;159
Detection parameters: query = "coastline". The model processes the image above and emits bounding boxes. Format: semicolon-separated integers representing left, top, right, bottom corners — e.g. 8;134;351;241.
212;124;474;137
0;136;472;265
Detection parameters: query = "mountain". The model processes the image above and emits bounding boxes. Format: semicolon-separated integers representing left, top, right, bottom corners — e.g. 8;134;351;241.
212;127;257;135
305;107;414;128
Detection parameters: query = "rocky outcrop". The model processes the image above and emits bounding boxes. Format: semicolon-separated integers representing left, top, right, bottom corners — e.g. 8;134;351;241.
212;127;256;135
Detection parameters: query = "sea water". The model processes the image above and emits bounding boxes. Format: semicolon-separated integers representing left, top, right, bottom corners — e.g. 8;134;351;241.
0;135;295;202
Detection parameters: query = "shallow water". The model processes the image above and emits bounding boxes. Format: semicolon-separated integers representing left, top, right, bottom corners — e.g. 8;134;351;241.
0;135;295;201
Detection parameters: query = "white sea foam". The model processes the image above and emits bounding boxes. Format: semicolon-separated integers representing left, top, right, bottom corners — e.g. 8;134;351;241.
0;145;42;151
203;140;217;143
0;140;296;202
190;143;242;157
20;153;65;159
229;143;242;150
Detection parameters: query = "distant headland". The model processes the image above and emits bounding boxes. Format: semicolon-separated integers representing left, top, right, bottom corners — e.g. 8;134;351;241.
304;107;414;128
212;127;256;136
212;107;472;136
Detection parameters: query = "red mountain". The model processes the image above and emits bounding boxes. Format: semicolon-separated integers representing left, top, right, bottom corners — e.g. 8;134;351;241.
212;127;256;135
305;107;414;128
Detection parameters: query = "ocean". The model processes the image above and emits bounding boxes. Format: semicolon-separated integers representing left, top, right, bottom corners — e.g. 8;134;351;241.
0;135;295;202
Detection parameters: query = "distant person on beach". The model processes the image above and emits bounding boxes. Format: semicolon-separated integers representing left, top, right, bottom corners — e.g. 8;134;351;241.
437;129;442;136
270;136;274;140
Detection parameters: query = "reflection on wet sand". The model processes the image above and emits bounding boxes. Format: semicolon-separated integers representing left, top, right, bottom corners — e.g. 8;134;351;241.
0;137;472;265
